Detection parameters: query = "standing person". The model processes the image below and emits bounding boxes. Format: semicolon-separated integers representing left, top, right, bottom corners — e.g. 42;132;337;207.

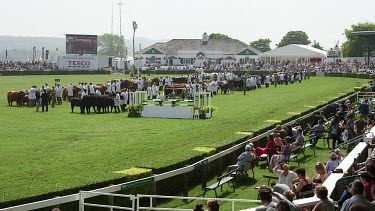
81;89;87;99
28;86;36;107
265;75;270;88
152;83;158;99
105;81;111;95
51;86;56;108
35;89;41;112
329;115;340;149
120;89;127;112
147;85;152;100
89;83;95;95
359;99;370;118
114;93;121;113
55;84;63;105
116;80;121;94
67;83;73;102
158;77;164;91
312;185;335;211
355;115;366;136
111;81;116;93
78;82;83;98
41;89;49;112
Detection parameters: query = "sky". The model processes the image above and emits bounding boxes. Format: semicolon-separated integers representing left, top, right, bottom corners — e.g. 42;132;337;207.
0;0;374;49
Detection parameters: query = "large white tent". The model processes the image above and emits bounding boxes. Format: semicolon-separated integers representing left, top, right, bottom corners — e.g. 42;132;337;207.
261;44;327;62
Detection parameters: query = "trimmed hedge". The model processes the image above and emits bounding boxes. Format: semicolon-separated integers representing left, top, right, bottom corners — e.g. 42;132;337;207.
324;72;375;79
0;70;111;76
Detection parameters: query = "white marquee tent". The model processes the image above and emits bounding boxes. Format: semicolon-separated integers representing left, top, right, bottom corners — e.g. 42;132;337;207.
261;44;327;62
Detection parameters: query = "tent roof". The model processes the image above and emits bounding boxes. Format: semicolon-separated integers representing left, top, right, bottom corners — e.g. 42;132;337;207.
262;44;327;58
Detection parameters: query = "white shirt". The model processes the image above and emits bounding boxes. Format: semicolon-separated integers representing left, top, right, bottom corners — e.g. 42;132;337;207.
89;85;95;94
152;85;158;96
95;90;101;95
272;167;298;188
81;91;87;99
67;85;73;96
265;76;270;84
28;88;36;99
116;82;121;92
56;86;63;97
147;86;152;96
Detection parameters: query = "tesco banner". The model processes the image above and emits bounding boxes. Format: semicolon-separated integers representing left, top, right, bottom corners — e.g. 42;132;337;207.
57;55;98;70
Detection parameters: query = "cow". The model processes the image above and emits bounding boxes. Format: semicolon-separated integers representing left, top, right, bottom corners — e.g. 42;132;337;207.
7;91;26;106
79;95;115;114
218;82;229;95
62;86;80;101
70;98;81;113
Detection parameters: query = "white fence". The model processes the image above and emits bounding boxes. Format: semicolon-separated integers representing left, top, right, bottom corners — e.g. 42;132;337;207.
0;91;360;211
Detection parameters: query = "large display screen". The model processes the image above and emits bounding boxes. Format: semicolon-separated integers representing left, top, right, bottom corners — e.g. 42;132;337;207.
66;34;97;55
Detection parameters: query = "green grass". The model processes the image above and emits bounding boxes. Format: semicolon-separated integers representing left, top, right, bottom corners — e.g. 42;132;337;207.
0;75;368;204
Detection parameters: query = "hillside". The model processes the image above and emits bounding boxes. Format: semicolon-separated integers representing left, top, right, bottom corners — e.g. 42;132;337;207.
0;36;160;61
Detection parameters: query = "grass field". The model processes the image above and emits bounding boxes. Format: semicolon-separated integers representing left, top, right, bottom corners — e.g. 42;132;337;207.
0;75;368;204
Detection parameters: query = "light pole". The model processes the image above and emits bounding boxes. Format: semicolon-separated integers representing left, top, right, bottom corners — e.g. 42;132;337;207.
132;21;138;76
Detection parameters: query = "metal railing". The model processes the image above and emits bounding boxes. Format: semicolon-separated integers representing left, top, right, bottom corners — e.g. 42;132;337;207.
0;91;360;211
136;194;260;211
79;191;136;211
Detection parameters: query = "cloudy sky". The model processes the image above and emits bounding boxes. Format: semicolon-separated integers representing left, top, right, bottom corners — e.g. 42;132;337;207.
0;0;373;49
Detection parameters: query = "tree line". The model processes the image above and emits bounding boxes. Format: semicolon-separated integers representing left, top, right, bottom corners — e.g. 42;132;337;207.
98;22;375;57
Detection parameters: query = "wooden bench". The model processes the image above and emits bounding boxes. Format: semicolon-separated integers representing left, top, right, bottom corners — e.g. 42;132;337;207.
203;170;236;197
286;147;302;166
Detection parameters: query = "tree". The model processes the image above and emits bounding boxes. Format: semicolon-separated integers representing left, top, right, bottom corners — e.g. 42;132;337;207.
342;22;375;57
208;33;231;39
98;33;126;57
250;38;272;52
311;40;324;50
277;31;311;47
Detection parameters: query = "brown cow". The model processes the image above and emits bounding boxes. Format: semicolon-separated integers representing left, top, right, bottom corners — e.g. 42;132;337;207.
7;91;26;106
62;86;80;100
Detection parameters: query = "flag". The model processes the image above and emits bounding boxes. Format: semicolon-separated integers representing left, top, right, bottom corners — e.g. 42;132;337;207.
32;47;36;62
42;47;45;61
5;49;7;60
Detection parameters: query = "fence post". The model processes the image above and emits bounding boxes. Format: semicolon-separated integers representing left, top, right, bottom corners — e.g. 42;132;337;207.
183;173;189;197
217;157;223;177
152;176;157;206
79;192;84;211
108;194;113;211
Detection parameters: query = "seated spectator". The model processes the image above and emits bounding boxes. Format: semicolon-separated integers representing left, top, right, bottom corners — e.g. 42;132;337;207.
325;153;340;175
359;99;370;118
335;148;344;163
348;205;370;211
360;172;374;201
283;190;296;202
207;200;219;211
194;204;204;211
273;133;283;148
293;168;313;198
275;201;291;211
307;119;326;146
291;129;304;150
312;162;328;186
255;188;277;211
312;185;335;211
272;163;298;188
227;144;256;176
340;181;374;211
285;125;296;138
255;135;278;157
275;125;287;140
367;119;373;131
269;137;292;171
354;150;375;174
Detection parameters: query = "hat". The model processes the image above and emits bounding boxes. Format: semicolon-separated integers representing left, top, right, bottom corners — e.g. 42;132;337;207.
371;150;375;159
245;144;254;151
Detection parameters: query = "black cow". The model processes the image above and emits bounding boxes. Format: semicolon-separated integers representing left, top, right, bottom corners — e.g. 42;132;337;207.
71;98;81;113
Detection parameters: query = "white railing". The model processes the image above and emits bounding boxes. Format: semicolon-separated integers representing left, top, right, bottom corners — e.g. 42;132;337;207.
0;91;360;211
136;194;260;211
79;191;136;211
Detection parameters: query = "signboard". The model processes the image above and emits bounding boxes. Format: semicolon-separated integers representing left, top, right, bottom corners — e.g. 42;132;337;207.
57;55;98;70
66;34;98;55
54;78;60;82
121;177;155;190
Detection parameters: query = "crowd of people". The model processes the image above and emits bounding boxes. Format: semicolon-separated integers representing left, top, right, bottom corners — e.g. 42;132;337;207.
222;96;375;211
0;61;57;71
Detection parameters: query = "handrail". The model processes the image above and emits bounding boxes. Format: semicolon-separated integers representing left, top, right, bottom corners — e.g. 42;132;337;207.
0;91;360;211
